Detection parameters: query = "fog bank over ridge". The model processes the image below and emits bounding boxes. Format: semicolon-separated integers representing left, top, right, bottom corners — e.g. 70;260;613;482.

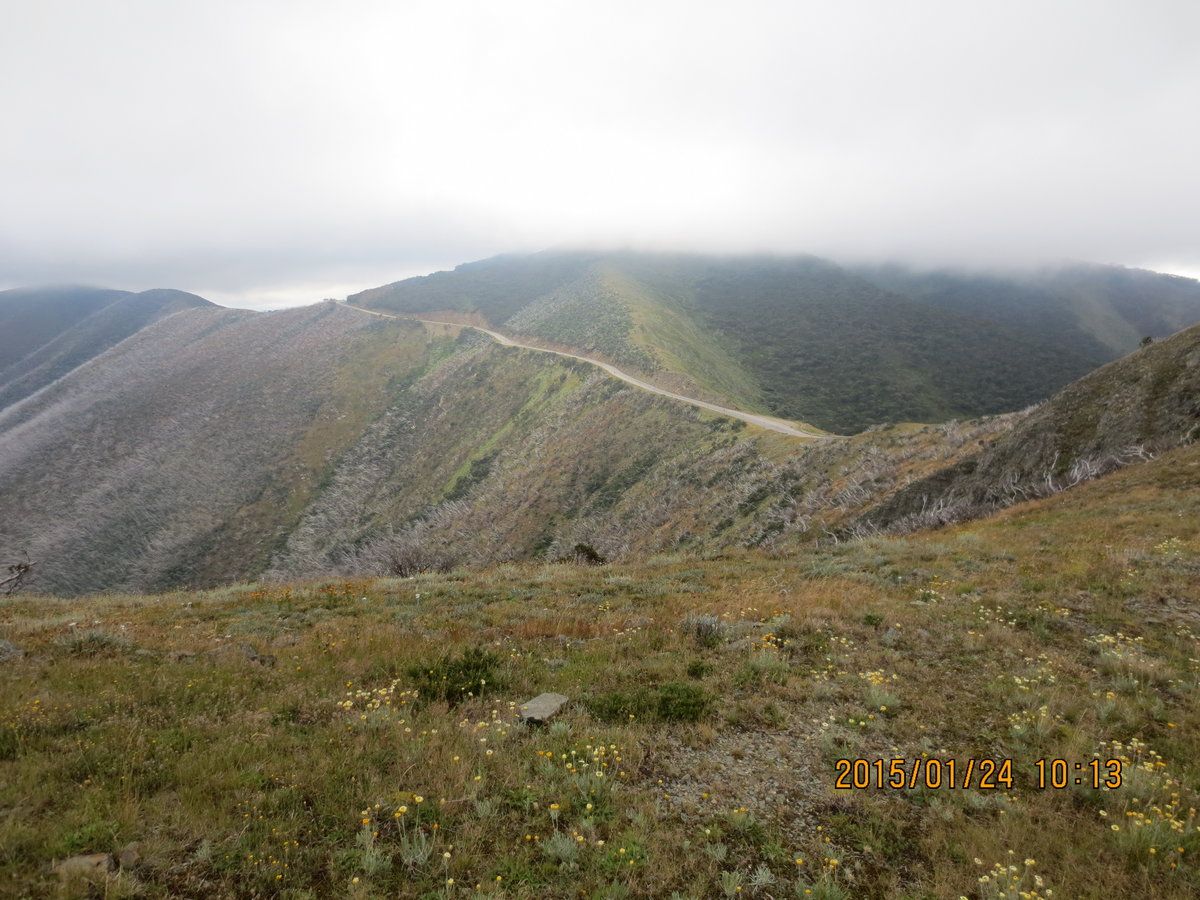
3;1;1198;308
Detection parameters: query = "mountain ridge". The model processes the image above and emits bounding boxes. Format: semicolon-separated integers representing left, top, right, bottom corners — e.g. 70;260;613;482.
0;286;214;410
3;261;1199;596
354;251;1200;432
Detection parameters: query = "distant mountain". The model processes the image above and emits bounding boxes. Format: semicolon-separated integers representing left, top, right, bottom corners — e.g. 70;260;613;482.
353;252;1200;433
0;286;213;409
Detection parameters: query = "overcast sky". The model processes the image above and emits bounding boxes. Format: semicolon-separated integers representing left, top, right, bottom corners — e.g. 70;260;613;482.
3;1;1198;308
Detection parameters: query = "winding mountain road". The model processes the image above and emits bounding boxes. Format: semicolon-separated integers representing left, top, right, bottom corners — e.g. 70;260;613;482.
343;302;829;439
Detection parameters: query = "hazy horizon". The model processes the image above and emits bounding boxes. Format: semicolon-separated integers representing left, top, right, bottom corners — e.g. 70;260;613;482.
3;1;1198;309
5;249;1200;313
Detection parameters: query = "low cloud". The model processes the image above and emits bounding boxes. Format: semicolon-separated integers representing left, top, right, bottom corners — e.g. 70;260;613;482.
3;1;1198;307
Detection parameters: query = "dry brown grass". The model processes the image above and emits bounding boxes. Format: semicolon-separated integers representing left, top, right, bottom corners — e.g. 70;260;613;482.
1;446;1198;897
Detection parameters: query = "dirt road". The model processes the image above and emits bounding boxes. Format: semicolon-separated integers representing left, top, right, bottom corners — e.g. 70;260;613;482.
343;303;829;439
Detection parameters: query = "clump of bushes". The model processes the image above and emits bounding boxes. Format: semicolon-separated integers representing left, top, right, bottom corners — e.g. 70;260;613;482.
686;659;712;679
53;629;132;657
408;646;500;706
681;614;725;648
586;681;713;723
563;543;606;565
656;682;712;721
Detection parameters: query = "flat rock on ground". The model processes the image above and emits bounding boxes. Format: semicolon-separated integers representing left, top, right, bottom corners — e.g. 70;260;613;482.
54;853;114;882
519;692;569;724
0;639;22;663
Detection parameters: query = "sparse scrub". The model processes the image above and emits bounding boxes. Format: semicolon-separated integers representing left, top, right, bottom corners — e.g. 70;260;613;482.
407;646;500;706
54;629;132;657
1;443;1199;897
656;682;713;722
681;614;726;648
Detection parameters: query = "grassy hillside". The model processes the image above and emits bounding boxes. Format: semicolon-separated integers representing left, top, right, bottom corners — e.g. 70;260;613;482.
6;282;1195;597
2;444;1197;898
355;252;1200;433
502;268;660;374
351;253;593;324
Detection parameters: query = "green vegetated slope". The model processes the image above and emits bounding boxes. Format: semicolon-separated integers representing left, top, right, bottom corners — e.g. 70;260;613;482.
861;322;1200;533
268;336;1005;581
0;286;215;410
502;267;660;373
0;302;435;595
3;441;1198;898
354;252;1200;433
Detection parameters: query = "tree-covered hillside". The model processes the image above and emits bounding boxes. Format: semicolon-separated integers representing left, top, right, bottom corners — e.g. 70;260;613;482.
852;262;1200;359
354;252;1200;433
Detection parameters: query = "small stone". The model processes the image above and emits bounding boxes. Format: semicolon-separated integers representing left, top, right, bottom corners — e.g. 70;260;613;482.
519;692;569;724
117;842;140;869
54;853;114;882
240;643;277;667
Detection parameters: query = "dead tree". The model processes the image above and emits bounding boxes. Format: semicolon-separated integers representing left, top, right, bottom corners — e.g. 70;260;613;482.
1;555;35;596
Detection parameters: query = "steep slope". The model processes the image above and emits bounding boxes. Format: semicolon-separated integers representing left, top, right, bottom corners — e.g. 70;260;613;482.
0;287;214;410
0;302;435;594
355;252;1200;433
853;262;1200;359
627;254;1096;433
0;285;127;371
0;294;999;595
5;259;1197;597
859;322;1200;533
268;335;999;580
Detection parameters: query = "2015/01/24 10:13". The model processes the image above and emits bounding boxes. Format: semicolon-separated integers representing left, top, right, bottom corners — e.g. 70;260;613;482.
833;757;1123;790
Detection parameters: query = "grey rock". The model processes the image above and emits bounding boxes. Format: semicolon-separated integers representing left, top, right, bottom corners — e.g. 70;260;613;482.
240;643;277;667
519;692;569;724
54;853;114;882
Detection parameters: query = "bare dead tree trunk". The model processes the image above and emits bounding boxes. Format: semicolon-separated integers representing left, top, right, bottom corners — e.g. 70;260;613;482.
1;555;35;596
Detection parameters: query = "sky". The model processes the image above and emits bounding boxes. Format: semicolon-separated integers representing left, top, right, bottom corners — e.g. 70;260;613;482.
2;1;1198;309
